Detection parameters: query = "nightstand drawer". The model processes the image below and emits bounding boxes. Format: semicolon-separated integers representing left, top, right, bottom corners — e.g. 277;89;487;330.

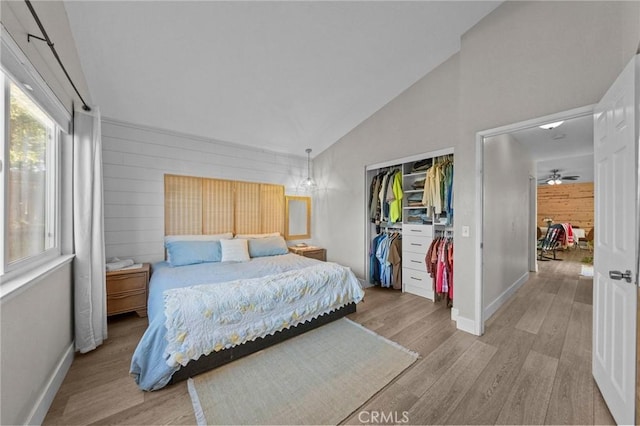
107;290;146;316
106;272;147;294
302;249;326;261
106;263;150;317
289;246;326;261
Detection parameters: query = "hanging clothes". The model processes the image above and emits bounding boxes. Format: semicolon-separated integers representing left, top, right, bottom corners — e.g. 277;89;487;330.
422;161;442;214
425;235;454;307
371;231;402;289
421;156;454;224
389;171;403;223
388;233;402;289
444;161;454;225
378;172;390;222
369;233;385;284
376;234;391;287
369;173;383;222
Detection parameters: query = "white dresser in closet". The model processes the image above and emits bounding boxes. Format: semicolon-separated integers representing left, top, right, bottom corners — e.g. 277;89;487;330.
402;224;433;300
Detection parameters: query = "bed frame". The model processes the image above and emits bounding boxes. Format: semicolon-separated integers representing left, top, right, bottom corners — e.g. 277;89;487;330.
168;303;357;384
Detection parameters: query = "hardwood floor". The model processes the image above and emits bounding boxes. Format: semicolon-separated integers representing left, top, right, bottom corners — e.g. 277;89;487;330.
43;249;613;425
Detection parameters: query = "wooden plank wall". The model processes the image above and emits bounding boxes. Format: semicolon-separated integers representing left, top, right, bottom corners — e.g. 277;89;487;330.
102;119;306;263
537;182;594;229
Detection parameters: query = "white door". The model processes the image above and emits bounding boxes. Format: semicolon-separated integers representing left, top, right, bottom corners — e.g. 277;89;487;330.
593;55;638;425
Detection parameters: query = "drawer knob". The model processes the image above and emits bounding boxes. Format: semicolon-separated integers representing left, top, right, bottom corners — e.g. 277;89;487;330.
410;243;421;246
410;276;422;281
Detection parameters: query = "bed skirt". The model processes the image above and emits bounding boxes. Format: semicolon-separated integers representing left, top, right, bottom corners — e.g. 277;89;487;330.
168;303;357;384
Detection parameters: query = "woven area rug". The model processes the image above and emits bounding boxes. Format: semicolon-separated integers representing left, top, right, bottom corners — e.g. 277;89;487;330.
187;318;418;425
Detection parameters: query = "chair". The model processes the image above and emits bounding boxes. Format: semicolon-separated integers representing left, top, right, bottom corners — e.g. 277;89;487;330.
579;228;594;251
537;224;564;261
536;226;542;240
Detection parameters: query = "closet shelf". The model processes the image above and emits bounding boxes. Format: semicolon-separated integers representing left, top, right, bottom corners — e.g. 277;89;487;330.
404;189;424;194
403;171;427;178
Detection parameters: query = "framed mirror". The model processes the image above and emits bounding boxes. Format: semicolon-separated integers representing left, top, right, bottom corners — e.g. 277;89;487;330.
285;196;311;240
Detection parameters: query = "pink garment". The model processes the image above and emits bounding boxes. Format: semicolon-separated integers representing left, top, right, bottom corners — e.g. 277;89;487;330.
560;223;574;247
435;240;446;293
447;242;454;301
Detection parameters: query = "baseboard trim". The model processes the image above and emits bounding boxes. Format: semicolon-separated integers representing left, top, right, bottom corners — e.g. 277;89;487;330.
26;342;74;425
484;271;529;321
452;308;479;336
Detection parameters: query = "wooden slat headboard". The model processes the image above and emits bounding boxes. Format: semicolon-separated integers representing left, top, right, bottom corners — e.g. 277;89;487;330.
164;175;202;235
202;178;234;234
164;174;285;236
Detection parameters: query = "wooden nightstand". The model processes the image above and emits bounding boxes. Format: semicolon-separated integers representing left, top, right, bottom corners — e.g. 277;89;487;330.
289;246;326;262
106;263;150;317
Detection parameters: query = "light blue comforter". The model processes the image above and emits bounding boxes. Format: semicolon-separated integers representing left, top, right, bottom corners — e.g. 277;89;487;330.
130;254;363;391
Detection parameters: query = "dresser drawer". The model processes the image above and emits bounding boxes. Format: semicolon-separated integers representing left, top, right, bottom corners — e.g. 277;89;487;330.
403;224;433;237
107;290;146;316
403;235;432;253
402;268;434;300
106;272;147;294
403;268;430;287
403;250;426;271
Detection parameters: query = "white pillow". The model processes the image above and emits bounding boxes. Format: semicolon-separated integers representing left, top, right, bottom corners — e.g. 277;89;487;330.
220;238;250;262
165;233;233;244
234;232;281;239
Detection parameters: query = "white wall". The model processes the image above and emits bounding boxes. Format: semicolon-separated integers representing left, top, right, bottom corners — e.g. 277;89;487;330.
313;1;640;329
0;262;73;425
483;133;534;318
102;119;308;263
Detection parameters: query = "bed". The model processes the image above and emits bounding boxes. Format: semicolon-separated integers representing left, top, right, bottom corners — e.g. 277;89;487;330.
130;249;364;391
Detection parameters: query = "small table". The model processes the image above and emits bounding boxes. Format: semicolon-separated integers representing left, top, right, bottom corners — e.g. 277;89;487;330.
106;263;150;317
289;246;326;262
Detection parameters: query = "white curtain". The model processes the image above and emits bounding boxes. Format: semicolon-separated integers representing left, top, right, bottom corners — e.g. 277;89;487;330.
73;108;107;353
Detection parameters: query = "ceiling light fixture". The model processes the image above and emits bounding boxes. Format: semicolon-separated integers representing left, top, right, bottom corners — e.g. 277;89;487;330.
539;120;564;130
299;148;317;192
547;173;562;185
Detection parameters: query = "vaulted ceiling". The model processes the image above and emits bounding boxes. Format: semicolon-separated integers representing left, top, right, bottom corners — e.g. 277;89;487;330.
64;1;500;157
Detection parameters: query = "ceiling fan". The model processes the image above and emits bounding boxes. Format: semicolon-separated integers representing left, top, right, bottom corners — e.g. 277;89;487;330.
538;169;579;185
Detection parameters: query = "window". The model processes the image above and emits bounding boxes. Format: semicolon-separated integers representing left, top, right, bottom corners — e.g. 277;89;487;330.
1;73;59;277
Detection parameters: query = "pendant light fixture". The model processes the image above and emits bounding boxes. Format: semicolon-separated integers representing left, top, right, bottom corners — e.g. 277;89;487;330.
299;148;317;192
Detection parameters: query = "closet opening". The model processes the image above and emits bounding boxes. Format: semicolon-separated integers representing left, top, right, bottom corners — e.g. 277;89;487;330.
364;148;454;307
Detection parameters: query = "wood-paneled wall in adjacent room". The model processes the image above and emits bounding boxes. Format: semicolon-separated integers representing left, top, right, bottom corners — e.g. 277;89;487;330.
537;182;594;229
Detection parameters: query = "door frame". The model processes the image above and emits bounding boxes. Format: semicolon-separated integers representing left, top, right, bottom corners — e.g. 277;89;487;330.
473;104;595;335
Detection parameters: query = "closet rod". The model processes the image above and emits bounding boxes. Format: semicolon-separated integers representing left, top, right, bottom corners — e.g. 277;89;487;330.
24;0;91;111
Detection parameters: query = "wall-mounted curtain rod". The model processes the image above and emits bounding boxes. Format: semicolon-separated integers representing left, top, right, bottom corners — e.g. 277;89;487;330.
24;0;91;111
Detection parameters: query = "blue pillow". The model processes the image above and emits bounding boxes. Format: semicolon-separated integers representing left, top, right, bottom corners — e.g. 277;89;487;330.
248;236;289;258
166;240;222;267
